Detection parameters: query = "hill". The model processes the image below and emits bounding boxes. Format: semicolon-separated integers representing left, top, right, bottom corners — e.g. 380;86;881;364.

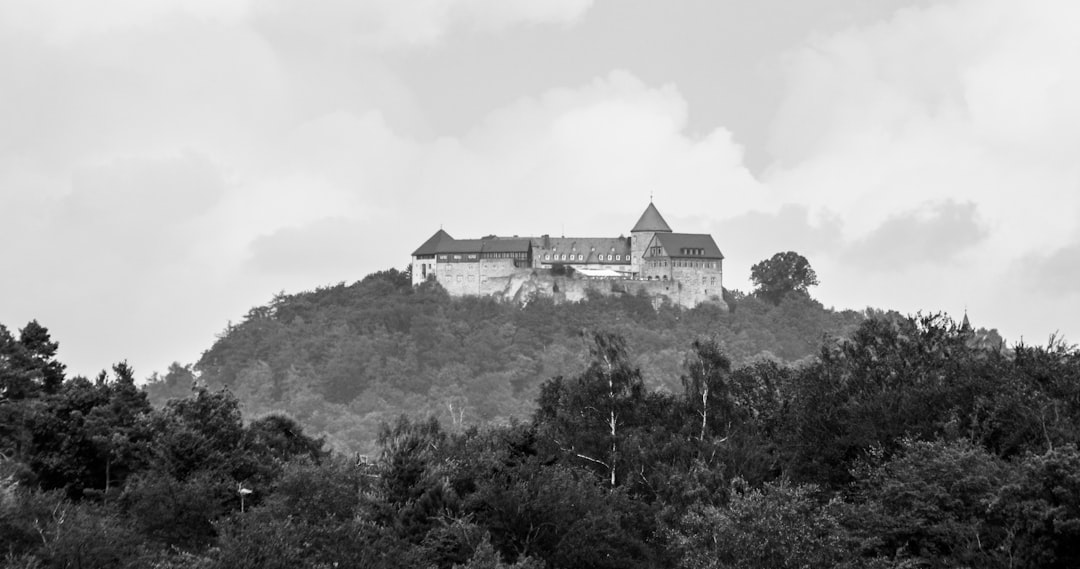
145;268;866;453
5;288;1078;568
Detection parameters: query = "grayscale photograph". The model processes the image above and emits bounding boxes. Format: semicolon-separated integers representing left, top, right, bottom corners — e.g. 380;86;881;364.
1;1;1078;567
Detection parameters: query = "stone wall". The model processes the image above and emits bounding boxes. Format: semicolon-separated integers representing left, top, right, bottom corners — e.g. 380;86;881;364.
411;257;437;286
435;261;482;296
478;259;519;296
468;269;727;311
670;264;724;304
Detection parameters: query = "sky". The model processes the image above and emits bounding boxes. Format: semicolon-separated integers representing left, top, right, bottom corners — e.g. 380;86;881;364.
2;0;1079;379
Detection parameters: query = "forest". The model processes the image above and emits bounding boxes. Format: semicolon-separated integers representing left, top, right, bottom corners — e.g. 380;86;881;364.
143;267;870;455
3;265;1080;568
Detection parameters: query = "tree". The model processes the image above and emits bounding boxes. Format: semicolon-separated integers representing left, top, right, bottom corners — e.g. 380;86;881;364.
21;362;152;498
675;479;856;569
750;251;819;305
535;332;646;487
143;362;198;407
681;339;733;442
990;445;1080;568
0;320;66;400
850;439;1014;567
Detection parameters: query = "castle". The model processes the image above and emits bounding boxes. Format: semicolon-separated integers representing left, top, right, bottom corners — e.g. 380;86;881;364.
410;202;726;309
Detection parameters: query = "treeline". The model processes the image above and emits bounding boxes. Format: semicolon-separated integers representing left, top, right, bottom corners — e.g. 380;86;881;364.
144;269;867;453
3;313;1080;568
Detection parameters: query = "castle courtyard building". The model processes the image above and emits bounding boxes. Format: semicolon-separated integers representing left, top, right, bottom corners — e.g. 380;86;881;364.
410;203;726;308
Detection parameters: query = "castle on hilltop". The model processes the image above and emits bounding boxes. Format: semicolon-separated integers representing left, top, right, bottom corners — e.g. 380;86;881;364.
410;202;726;309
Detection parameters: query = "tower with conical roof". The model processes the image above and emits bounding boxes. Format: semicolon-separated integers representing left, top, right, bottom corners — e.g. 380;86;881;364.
630;201;672;277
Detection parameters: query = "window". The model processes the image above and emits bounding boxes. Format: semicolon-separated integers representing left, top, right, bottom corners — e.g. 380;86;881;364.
456;275;462;282
561;254;567;261
544;254;550;261
578;254;584;261
616;255;621;261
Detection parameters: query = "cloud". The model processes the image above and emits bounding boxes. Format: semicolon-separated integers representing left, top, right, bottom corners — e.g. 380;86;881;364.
766;0;1080;253
0;0;251;43
758;0;1080;334
1017;243;1080;298
844;201;986;271
1;0;591;48
3;0;1080;380
247;217;370;278
714;205;843;256
252;0;593;50
64;152;225;222
250;70;758;248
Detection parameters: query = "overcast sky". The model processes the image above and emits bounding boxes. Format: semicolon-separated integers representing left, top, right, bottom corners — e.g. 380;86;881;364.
2;0;1078;379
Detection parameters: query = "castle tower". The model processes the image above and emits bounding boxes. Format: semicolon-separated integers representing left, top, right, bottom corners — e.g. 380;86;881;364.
630;201;672;277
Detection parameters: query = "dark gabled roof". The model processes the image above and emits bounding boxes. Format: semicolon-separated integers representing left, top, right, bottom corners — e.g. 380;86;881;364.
440;239;486;254
532;237;632;263
412;229;454;256
415;232;533;256
631;202;673;233
532;237;630;254
482;238;533;253
648;233;724;259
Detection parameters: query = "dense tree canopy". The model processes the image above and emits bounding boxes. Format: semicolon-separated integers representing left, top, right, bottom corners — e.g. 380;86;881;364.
3;272;1077;568
750;251;820;305
151;268;862;454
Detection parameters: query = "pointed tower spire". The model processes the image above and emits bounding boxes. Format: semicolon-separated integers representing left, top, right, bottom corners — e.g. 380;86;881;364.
631;202;672;233
961;309;972;334
630;201;672;277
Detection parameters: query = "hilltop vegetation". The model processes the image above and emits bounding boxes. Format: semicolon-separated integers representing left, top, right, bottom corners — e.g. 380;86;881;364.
3;306;1080;568
146;268;866;453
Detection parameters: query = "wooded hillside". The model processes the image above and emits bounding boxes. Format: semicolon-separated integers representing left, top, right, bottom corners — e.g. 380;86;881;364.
3;304;1079;568
146;269;866;453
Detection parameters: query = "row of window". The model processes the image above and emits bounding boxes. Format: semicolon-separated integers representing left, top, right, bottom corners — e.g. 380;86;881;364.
435;252;527;261
440;271;716;286
544;253;625;262
436;253;482;262
680;248;708;256
646;260;719;269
